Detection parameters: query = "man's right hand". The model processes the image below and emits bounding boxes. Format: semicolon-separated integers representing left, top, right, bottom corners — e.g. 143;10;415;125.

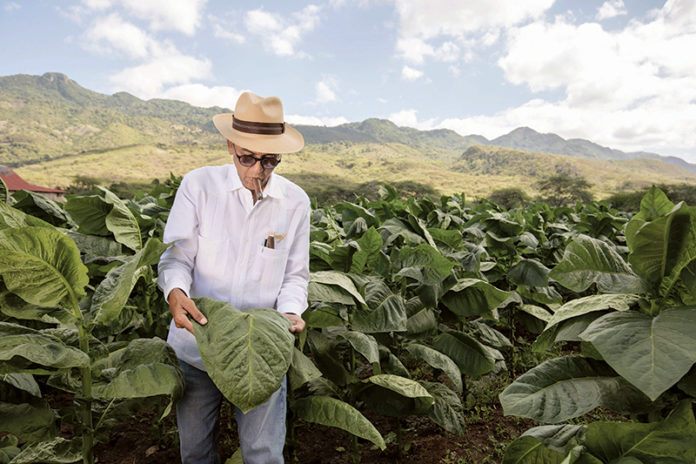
168;288;207;335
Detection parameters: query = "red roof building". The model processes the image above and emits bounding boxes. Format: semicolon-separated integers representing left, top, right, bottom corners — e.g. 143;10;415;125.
0;165;66;201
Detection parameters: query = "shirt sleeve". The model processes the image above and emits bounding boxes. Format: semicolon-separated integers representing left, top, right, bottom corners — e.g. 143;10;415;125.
157;174;199;302
276;201;311;316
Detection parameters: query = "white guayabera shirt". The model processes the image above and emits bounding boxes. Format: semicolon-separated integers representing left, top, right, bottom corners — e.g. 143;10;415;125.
158;164;311;371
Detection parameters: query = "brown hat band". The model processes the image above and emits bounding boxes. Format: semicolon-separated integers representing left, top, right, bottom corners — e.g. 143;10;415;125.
233;116;285;135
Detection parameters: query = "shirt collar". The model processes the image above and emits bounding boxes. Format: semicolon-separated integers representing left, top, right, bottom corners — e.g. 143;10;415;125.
225;163;285;199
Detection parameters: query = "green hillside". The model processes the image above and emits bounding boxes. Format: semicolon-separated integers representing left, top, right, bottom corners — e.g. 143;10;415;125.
3;72;696;201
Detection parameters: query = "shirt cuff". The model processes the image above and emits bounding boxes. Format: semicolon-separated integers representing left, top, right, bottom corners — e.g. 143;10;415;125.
161;280;191;303
277;301;307;316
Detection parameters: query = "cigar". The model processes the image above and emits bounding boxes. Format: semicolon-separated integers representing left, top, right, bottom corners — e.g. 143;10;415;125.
254;178;265;201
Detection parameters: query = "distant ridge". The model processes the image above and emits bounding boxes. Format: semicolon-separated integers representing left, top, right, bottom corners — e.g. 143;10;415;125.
1;72;694;174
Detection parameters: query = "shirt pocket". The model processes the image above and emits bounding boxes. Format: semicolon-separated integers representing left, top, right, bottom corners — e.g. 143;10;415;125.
250;245;290;291
195;234;229;279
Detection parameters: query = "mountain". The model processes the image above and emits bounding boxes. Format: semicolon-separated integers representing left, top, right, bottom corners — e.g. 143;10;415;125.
2;72;696;198
0;72;224;166
296;118;485;152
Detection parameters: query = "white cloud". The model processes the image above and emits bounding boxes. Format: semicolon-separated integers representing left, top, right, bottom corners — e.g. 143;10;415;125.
212;24;245;43
450;0;695;157
81;0;111;10
388;109;436;130
391;1;554;76
160;84;243;109
4;2;20;11
244;5;321;57
394;0;555;40
596;0;627;21
83;13;161;59
401;65;423;80
117;0;206;35
285;114;348;126
315;80;337;103
110;53;212;98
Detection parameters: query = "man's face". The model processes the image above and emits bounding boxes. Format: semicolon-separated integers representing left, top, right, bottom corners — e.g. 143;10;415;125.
227;141;279;192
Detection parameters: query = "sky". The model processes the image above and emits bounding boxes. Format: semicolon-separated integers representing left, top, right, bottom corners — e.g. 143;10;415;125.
2;0;696;162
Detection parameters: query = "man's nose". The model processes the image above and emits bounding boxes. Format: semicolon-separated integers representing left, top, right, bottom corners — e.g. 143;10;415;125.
250;161;264;175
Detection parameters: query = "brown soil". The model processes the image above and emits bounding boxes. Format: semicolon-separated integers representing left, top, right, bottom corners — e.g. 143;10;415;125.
90;398;532;464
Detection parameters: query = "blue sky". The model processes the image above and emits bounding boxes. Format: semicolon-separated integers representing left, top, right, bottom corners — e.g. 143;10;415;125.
2;0;696;162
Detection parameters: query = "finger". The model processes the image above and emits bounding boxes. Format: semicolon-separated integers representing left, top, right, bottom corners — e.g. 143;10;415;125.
173;310;194;334
182;299;207;325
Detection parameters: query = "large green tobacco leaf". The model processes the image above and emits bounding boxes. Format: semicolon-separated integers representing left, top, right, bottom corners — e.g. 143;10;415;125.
350;226;383;274
361;374;434;417
292;396;386;450
339;331;380;367
521;424;585;453
351;279;407;333
9;437;82;464
90;238;167;325
508;259;550;287
544;294;641;331
548;235;646;294
0;290;73;326
65;187;142;251
66;231;123;261
582;400;696;463
1;373;41;397
432;331;496;378
625;193;696;296
379;217;425;245
441;278;513;319
579;307;696;401
0;323;89;372
307;330;351;387
405;344;462;392
11;191;74;228
406;307;439;337
393;243;455;286
502;436;566;464
308;271;366;306
288;347;322;390
420;381;466;436
0;202;54;230
193;298;294;413
499;356;648;423
0;400;58;442
91;338;184;399
0;227;88;311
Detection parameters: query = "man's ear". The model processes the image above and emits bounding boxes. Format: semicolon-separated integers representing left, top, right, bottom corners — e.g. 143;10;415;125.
227;140;235;154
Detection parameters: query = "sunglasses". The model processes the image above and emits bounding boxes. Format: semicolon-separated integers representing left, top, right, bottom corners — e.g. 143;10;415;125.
233;146;281;169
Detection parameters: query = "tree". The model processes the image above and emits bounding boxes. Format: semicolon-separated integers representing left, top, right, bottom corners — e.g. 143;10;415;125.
488;187;530;209
536;174;593;206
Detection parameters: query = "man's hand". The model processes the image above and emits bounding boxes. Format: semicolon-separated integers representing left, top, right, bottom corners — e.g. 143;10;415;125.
168;288;207;335
282;313;306;333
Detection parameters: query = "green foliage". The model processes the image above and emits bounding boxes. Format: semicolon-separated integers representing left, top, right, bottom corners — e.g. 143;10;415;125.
0;186;182;464
4;177;696;461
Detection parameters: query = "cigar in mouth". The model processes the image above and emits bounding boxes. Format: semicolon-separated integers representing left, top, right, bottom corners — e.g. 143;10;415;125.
254;178;265;201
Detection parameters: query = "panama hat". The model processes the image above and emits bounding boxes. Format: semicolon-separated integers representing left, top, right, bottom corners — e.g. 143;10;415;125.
213;92;304;154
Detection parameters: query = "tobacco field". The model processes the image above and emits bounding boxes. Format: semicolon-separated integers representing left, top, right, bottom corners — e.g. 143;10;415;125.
1;176;696;464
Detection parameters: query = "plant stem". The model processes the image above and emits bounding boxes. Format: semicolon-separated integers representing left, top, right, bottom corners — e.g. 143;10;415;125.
78;324;94;464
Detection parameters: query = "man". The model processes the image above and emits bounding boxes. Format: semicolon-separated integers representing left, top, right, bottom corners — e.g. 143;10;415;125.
158;91;310;464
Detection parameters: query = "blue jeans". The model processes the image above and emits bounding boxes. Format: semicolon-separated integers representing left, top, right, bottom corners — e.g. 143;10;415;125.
177;360;287;464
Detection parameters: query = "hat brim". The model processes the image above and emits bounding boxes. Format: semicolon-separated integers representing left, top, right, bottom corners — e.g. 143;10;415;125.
213;113;304;154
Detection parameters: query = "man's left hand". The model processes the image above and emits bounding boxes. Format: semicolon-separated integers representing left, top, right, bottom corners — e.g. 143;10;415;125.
282;313;306;333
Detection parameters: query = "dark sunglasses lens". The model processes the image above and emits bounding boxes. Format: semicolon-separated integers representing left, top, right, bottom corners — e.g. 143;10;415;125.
261;157;280;169
239;155;257;167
